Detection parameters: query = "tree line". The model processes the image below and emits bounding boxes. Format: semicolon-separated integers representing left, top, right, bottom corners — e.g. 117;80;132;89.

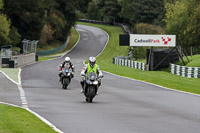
84;0;200;55
0;0;91;48
0;0;199;55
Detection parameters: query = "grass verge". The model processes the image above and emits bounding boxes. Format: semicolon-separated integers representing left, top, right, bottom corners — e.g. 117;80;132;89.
0;68;19;83
0;104;57;133
78;22;200;95
38;27;79;61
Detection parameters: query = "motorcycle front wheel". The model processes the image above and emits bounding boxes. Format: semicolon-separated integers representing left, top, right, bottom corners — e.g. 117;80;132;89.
87;86;95;103
62;77;70;89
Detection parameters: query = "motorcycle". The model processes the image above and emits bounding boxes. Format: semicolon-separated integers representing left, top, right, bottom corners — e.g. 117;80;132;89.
83;72;103;103
61;68;72;89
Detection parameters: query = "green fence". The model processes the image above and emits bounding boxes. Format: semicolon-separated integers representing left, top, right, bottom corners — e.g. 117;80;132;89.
36;36;70;56
170;63;200;78
113;57;145;71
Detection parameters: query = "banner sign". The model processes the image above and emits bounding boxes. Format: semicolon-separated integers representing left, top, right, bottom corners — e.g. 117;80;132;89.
130;34;176;47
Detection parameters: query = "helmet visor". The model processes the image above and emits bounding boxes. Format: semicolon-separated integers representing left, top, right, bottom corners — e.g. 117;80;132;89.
89;61;95;67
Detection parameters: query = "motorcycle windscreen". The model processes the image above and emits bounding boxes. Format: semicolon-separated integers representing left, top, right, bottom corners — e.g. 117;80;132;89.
87;72;97;81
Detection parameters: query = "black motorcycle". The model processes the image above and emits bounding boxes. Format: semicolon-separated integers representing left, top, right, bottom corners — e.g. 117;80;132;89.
83;72;102;103
61;68;72;89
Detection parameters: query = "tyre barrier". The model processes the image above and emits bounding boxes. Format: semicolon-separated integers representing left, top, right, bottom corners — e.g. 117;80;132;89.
170;63;200;78
113;57;145;71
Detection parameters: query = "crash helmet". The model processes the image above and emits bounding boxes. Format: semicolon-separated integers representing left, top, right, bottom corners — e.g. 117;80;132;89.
65;57;70;62
89;56;96;68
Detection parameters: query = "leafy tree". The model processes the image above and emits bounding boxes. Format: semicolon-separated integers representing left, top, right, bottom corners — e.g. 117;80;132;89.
87;0;122;23
3;0;91;47
0;14;11;46
165;0;200;47
87;0;102;20
100;0;121;23
118;0;165;26
0;0;11;46
3;0;45;40
134;23;164;34
76;0;92;13
8;27;21;46
55;0;78;41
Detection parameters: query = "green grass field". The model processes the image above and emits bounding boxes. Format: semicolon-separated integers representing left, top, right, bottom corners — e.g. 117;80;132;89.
186;54;200;67
0;104;57;133
78;22;200;95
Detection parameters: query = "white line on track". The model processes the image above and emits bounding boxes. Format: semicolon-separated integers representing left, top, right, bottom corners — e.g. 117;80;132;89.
92;26;200;98
1;25;199;133
0;27;81;133
0;69;64;133
103;71;200;97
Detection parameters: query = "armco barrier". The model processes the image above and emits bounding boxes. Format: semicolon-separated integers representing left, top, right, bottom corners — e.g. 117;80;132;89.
10;53;35;68
36;36;70;56
170;63;200;78
79;19;131;34
113;57;145;71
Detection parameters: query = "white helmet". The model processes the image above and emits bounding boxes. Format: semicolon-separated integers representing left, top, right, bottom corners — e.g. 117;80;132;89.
65;57;70;62
89;56;96;68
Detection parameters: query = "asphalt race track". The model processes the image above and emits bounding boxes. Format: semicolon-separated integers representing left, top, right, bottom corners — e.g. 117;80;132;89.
21;25;200;133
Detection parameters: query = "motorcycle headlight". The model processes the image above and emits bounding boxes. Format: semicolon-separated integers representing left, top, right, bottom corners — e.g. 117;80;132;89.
67;73;70;76
93;81;98;85
90;76;95;81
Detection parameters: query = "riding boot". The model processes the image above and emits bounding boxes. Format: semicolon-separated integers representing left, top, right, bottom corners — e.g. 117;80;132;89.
80;81;84;93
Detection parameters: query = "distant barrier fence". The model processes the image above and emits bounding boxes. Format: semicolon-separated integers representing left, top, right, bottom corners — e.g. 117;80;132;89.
79;19;131;34
170;63;200;78
113;57;145;71
36;36;70;56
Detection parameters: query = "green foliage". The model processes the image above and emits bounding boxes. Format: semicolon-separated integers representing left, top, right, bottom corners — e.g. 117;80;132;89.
3;0;45;40
0;0;11;46
0;14;10;46
165;0;200;47
134;23;165;34
8;27;21;46
76;0;92;13
87;0;102;20
0;0;2;9
86;0;122;23
118;0;165;26
2;0;90;47
132;47;147;60
100;0;121;23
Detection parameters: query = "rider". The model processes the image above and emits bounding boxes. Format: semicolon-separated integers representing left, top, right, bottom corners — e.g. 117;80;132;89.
80;56;103;93
59;57;75;82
